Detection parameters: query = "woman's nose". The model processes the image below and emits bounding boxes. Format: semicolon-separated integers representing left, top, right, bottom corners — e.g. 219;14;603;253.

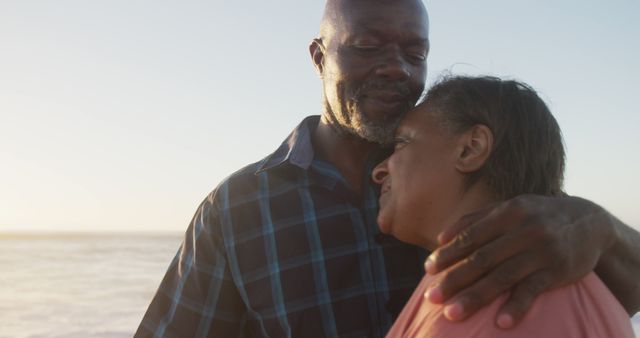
372;158;390;184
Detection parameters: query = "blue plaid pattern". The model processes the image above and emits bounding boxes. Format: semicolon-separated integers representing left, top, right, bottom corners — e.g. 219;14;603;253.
135;116;427;338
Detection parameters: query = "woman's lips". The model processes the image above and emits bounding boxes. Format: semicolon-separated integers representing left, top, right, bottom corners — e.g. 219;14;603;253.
378;182;390;210
380;180;391;195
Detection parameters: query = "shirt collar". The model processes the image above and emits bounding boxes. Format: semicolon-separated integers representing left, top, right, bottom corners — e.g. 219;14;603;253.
255;115;319;174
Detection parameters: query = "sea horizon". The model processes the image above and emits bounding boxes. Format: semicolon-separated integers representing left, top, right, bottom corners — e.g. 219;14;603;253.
0;229;184;237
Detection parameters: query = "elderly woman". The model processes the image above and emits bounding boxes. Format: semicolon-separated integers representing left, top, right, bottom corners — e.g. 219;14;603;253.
373;76;633;337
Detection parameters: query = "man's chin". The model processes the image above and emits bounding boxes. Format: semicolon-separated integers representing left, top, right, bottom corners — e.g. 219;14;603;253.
377;214;396;235
353;121;398;145
359;100;409;124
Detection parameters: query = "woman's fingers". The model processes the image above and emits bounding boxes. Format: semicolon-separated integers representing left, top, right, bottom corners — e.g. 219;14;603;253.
495;271;555;328
428;249;545;322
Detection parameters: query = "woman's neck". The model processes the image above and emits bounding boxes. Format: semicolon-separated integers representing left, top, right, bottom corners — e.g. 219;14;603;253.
424;182;500;251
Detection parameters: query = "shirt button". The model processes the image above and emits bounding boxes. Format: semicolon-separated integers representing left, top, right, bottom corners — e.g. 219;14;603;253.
374;233;386;244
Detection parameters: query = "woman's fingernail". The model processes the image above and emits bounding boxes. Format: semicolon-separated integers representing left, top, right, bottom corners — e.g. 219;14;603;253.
424;257;435;273
444;302;464;321
497;313;514;329
424;286;443;303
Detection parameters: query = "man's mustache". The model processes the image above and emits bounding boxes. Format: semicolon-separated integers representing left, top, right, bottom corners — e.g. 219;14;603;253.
355;79;412;99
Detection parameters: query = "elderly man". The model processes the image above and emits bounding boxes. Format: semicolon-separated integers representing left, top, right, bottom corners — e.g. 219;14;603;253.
136;0;640;337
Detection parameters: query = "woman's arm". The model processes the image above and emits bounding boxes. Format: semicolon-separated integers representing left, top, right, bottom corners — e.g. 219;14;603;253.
595;210;640;314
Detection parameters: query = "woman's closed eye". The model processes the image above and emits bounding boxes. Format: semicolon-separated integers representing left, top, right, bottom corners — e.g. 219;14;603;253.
394;136;410;150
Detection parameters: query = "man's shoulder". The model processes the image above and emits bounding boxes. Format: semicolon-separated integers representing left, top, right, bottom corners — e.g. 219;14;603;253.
195;157;305;241
206;157;300;209
203;115;318;212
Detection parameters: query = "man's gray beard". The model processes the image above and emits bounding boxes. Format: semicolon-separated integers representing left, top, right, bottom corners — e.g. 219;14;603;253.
324;104;403;146
323;79;414;145
350;111;402;145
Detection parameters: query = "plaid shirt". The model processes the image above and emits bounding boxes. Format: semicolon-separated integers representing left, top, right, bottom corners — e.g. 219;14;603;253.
136;116;427;338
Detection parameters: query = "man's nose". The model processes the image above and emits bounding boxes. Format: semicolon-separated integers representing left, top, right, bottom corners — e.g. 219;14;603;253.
372;159;390;184
375;49;411;81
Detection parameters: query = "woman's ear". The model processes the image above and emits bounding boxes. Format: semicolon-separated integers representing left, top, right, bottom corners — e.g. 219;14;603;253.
455;124;493;173
309;38;325;77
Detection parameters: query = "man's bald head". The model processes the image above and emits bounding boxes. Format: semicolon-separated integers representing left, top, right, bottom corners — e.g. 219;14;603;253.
310;0;430;145
319;0;429;42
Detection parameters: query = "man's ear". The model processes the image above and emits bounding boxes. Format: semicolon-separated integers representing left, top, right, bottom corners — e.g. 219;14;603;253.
455;124;493;173
309;38;325;77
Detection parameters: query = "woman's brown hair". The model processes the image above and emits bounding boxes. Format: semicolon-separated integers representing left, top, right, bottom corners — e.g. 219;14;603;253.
422;75;565;199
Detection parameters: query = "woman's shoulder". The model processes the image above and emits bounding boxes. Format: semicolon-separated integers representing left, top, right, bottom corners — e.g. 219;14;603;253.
388;272;633;338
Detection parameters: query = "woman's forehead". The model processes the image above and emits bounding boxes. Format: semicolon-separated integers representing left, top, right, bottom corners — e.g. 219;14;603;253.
398;103;439;133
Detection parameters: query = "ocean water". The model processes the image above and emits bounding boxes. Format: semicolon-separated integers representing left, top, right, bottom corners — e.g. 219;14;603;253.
0;233;182;338
1;233;639;337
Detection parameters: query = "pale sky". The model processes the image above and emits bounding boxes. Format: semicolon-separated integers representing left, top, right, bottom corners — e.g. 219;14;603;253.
1;1;638;233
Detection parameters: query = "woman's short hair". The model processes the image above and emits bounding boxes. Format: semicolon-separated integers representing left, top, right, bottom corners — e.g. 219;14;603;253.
422;75;565;199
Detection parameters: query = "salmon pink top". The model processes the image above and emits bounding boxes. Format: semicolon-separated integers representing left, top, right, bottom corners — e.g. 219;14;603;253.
386;272;633;338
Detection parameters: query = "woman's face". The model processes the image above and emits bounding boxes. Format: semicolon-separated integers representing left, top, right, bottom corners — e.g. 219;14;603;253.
372;105;466;249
